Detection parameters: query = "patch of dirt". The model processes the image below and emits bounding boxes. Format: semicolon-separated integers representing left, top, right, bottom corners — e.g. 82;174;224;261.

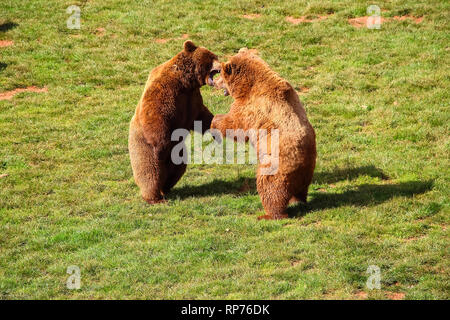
0;40;13;47
286;15;328;25
0;86;48;101
155;38;169;44
355;291;368;299
95;27;106;36
0;173;8;179
348;16;382;28
290;260;302;267
393;15;423;23
348;15;422;28
386;291;405;300
243;14;261;20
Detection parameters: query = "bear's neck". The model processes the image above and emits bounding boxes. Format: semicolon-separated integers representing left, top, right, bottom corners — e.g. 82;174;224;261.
170;53;201;89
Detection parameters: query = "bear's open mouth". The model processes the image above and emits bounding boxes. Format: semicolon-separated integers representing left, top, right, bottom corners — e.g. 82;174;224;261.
207;70;219;86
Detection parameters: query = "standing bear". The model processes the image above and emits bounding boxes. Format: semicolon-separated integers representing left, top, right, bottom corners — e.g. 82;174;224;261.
211;48;316;220
129;41;220;204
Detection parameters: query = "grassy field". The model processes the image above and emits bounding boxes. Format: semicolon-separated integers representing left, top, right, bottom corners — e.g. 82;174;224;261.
0;0;448;299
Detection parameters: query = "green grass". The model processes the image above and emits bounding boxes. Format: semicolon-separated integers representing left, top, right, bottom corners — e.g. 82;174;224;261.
0;0;449;299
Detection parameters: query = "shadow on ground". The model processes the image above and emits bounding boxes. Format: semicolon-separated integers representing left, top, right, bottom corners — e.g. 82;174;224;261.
287;180;433;218
313;165;390;184
170;166;433;217
0;21;18;32
0;63;7;72
170;176;256;200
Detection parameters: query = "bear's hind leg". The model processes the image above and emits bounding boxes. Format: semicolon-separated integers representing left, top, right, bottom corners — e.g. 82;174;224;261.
162;163;187;195
129;131;167;204
289;189;308;204
140;162;167;205
256;174;290;220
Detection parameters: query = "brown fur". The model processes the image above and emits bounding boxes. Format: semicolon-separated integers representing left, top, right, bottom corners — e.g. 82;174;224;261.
211;49;316;219
129;41;220;204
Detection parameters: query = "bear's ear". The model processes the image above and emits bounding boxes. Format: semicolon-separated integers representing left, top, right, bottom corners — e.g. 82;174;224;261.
183;40;197;53
223;62;232;75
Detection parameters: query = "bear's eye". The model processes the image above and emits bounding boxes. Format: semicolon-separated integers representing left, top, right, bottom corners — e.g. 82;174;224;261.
224;64;232;75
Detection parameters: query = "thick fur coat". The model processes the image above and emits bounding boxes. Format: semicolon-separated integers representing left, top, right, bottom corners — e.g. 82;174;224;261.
129;41;220;203
211;49;316;219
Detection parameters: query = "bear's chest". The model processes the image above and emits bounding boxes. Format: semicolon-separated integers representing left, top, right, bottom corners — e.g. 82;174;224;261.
171;91;202;129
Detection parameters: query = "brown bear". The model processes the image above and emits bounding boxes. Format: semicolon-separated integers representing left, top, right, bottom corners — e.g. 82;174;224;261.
211;48;316;220
129;41;220;204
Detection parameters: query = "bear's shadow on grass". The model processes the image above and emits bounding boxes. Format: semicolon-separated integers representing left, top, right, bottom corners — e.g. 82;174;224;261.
170;176;256;200
170;165;433;217
288;179;433;218
0;21;18;32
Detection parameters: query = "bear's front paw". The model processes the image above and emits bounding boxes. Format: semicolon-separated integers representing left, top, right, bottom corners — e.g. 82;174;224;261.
211;114;222;129
211;114;225;129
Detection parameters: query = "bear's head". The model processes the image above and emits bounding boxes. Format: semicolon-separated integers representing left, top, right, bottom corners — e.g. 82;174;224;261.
180;40;221;87
213;48;263;98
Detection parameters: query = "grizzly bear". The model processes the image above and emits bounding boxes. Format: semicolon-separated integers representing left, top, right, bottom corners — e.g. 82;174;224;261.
129;41;220;204
211;48;316;220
